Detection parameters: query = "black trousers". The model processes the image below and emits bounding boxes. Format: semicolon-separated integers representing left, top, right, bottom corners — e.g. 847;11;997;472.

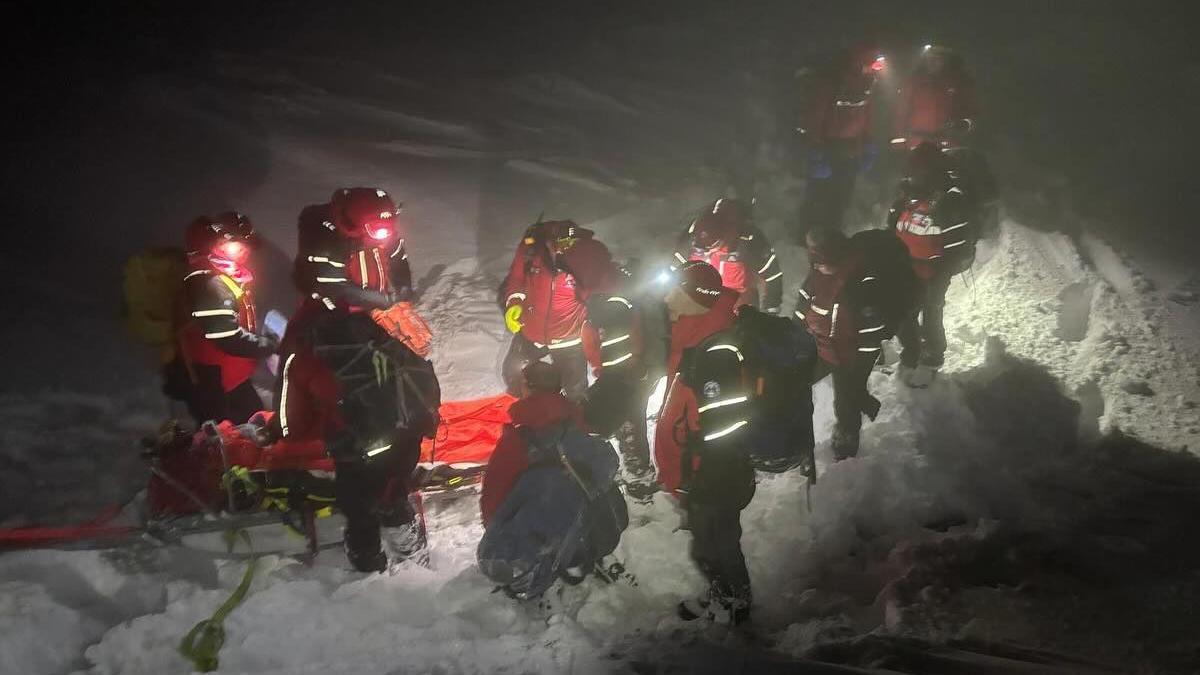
335;433;421;572
501;333;589;402
687;466;755;604
800;140;861;236
897;272;954;368
182;364;264;425
584;370;650;471
813;353;877;445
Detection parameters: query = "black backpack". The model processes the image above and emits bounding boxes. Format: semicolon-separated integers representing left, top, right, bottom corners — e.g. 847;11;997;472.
851;229;919;334
308;311;441;459
680;308;818;478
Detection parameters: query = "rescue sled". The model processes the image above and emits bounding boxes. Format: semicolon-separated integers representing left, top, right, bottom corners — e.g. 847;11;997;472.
1;394;518;559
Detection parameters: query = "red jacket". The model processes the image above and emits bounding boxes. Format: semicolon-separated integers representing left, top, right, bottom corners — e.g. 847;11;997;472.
797;251;867;367
479;392;584;525
501;225;616;346
801;63;877;143
177;265;264;392
894;71;978;143
655;288;739;494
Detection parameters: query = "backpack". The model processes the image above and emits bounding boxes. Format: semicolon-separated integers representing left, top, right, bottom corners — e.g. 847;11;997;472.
680;308;818;478
851;229;919;332
122;248;188;354
307;311;442;459
477;422;628;598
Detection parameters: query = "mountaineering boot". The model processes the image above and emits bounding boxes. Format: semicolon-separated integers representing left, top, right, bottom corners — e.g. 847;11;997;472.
831;426;860;460
345;539;387;573
677;595;711;621
381;520;429;569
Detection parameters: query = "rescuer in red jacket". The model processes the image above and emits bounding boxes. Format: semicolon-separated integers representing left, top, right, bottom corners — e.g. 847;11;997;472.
670;198;782;314
480;362;584;526
795;227;914;458
654;261;754;626
175;211;277;425
797;45;887;232
888;142;976;385
891;45;979;150
499;220;618;401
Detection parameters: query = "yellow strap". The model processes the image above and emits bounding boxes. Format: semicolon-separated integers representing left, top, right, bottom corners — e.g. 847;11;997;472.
216;274;245;300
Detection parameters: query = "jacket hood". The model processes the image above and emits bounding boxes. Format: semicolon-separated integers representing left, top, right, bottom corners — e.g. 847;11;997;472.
509;392;578;430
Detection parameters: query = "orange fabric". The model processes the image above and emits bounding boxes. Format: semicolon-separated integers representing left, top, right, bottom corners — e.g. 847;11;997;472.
420;394;518;465
370;301;434;358
653;375;699;495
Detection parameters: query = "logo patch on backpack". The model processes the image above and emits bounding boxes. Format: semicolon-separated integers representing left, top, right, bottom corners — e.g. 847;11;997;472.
703;381;721;399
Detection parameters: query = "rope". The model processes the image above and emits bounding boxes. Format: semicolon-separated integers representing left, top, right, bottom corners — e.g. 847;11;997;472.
179;529;258;672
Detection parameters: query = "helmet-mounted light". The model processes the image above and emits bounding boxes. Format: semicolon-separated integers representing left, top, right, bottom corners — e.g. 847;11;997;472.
216;239;249;262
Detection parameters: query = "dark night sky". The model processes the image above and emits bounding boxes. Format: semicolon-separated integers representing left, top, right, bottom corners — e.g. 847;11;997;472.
2;0;1197;391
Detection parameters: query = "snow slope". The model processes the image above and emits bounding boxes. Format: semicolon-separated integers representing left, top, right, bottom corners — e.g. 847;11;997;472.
4;219;1200;674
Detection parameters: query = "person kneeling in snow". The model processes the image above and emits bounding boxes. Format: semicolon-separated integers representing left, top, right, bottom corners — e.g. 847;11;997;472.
478;362;628;599
655;261;756;625
796;227;915;458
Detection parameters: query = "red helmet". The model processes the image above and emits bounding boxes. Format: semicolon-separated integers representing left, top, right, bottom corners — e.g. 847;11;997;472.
330;187;400;241
185;211;254;263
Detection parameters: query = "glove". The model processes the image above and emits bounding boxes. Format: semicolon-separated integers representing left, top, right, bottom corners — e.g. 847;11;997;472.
504;304;524;334
370;301;434;358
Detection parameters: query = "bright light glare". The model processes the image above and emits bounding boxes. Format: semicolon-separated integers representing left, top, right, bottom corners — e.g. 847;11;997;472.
923;44;933;51
656;270;672;285
370;227;392;240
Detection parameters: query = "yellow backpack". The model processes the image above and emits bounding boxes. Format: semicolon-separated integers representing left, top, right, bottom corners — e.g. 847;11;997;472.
122;248;187;360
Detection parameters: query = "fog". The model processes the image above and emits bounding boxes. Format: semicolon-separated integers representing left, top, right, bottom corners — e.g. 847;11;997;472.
2;1;1196;391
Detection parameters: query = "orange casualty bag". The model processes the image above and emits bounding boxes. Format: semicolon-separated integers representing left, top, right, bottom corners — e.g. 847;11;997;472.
371;301;434;358
420;394;517;467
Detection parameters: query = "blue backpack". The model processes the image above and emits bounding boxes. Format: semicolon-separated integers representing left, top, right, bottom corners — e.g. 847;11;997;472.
477;423;629;599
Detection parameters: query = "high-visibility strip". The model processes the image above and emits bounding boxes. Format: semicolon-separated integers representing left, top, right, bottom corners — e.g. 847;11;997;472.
739;234;754;241
942;221;968;233
601;333;631;347
713;198;724;213
316;277;349;283
506;292;527;304
192;309;238;317
799;288;811;300
688;222;696;234
321;297;336;310
703;419;749;442
205;328;240;339
279;353;297;436
307;256;346;267
602;352;634;367
756;253;777;275
184;270;211;280
891;137;907;144
373;248;385;286
366;444;391;458
706;344;744;362
947;187;963;195
830;303;840;338
358;252;369;289
216;274;244;300
606;296;633;308
547;337;583;350
698;395;748;414
794;310;806;320
943;240;967;249
810;304;829;316
858;324;885;334
763;271;783;282
861;276;877;282
390;238;406;259
673;251;688;264
858;346;881;353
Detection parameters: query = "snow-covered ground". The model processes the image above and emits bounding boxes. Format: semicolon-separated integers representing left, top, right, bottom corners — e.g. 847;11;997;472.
5;217;1200;674
5;11;1200;673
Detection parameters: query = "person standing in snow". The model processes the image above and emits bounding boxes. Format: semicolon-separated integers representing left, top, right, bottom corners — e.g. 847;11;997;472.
174;211;277;425
795;227;916;458
891;45;978;151
655;261;755;625
670;197;783;314
579;268;655;497
796;44;888;234
270;187;440;573
499;220;618;402
889;142;977;385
